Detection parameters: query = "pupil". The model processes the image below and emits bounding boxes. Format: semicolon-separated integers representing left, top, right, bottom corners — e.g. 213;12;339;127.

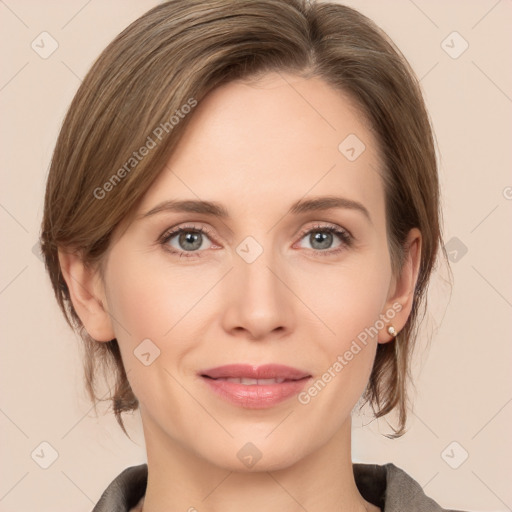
312;231;331;250
180;232;201;251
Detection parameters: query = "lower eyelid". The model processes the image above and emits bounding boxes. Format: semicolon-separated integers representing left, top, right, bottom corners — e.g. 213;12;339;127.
297;229;351;252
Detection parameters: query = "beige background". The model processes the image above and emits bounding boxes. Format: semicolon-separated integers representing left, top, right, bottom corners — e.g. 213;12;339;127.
1;0;511;511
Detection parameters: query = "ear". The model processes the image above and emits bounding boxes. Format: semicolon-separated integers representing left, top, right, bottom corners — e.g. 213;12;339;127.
379;228;422;344
58;249;116;342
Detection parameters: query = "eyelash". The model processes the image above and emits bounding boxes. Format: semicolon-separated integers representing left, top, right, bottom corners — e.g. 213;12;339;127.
159;223;354;259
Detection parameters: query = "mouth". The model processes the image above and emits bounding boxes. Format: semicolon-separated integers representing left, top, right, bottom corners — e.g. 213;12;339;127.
203;376;294;385
199;364;312;408
199;363;311;381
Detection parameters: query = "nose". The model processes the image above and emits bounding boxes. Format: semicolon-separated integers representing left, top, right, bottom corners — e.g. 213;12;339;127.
220;245;294;341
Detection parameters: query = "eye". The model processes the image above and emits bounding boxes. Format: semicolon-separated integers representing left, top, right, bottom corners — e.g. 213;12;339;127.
159;222;353;259
295;223;353;256
160;224;216;258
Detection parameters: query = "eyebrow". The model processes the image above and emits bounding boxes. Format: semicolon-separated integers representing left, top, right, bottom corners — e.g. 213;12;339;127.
139;195;371;223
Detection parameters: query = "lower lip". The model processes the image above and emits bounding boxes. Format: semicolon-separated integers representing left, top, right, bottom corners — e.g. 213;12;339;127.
201;377;311;409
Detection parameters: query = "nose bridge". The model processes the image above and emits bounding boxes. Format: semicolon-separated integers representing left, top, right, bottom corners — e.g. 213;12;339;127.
222;234;292;338
237;236;282;308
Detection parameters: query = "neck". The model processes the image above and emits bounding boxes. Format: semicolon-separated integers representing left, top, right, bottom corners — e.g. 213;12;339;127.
139;413;376;512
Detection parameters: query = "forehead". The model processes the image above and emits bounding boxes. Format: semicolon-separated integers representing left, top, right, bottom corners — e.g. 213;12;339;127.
137;72;384;222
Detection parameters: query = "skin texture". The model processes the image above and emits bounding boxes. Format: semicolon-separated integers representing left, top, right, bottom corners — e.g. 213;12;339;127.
60;72;421;512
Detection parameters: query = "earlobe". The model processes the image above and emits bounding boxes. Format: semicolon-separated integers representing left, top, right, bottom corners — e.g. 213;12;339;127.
380;228;422;343
58;249;115;342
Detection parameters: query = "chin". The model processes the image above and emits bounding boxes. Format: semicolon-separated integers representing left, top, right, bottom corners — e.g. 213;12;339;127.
205;435;307;474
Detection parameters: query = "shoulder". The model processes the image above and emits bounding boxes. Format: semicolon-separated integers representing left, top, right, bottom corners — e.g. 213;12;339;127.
353;462;470;512
92;464;147;512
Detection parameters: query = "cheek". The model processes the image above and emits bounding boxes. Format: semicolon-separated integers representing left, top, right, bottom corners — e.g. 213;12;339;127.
103;261;190;409
305;255;391;345
102;251;220;391
105;250;207;341
294;268;388;416
299;252;391;394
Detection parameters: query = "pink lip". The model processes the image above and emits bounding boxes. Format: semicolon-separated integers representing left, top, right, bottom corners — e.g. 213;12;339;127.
199;364;311;409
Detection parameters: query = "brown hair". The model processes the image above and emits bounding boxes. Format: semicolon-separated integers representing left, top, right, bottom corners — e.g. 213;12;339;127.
40;0;445;438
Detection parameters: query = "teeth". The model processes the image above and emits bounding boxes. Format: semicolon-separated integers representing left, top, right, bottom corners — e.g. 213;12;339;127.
217;377;286;385
240;378;259;385
257;378;285;385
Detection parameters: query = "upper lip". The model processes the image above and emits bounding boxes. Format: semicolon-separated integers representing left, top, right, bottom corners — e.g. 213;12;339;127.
200;364;311;380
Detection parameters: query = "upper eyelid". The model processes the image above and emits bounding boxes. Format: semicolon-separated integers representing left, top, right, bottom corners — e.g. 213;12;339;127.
160;224;215;244
297;222;352;239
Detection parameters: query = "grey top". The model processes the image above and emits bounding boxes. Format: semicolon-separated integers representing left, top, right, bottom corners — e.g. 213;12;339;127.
91;462;468;512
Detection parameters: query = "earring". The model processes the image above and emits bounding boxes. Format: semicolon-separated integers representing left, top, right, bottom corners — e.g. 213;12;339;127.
387;325;398;338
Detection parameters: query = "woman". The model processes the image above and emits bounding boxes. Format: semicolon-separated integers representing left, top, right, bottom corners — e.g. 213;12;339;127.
40;0;466;510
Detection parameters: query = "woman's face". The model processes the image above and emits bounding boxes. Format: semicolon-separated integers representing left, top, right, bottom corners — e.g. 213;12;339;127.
98;72;408;470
